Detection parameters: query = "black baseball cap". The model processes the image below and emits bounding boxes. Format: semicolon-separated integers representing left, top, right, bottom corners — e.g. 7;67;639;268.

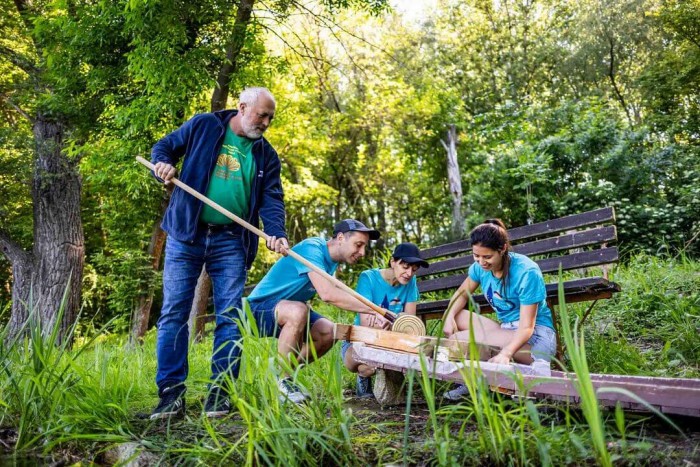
392;243;429;269
333;219;380;240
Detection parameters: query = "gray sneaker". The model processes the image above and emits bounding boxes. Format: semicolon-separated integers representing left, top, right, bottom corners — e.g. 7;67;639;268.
278;377;309;404
443;384;470;401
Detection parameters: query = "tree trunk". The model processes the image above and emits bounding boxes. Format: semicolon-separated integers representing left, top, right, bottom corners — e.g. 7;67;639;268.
441;124;465;241
2;234;32;339
188;268;211;343
10;115;85;344
189;0;257;336
130;194;169;345
210;0;255;112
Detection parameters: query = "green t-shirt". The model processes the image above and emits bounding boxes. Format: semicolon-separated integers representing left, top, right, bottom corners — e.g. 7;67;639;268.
200;127;256;224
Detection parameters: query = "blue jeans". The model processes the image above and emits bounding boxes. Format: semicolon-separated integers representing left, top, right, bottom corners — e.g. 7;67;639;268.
156;226;247;391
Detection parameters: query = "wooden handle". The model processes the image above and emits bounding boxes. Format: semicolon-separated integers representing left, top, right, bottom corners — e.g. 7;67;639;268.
136;156;396;322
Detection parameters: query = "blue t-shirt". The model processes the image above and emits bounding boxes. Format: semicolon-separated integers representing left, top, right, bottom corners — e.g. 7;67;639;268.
248;237;338;304
354;269;420;325
468;252;554;329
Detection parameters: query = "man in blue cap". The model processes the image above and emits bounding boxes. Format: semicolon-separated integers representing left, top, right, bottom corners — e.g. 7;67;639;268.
247;219;391;404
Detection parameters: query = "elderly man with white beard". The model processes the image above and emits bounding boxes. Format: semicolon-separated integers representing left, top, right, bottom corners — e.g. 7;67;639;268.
149;87;289;419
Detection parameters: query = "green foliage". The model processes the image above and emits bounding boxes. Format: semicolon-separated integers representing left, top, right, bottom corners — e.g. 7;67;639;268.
585;253;700;377
1;255;697;463
2;0;699;354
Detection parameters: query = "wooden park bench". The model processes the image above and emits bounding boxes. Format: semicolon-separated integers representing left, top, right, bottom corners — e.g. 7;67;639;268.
414;207;621;360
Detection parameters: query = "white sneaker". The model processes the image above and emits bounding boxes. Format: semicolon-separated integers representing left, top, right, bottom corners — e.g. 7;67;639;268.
443;384;470;401
277;377;309;404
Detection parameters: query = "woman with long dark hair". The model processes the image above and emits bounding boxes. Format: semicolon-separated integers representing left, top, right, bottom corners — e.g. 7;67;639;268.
442;219;557;401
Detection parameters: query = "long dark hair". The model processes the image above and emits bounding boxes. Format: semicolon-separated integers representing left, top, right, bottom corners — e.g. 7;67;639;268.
470;219;511;293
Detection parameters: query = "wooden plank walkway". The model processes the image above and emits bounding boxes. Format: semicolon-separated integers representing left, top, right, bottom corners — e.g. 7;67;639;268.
352;343;700;417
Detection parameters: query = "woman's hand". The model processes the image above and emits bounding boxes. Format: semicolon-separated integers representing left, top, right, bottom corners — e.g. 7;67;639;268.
488;351;512;365
442;318;456;338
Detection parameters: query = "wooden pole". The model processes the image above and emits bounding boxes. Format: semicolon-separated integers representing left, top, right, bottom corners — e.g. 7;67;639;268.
136;156;396;321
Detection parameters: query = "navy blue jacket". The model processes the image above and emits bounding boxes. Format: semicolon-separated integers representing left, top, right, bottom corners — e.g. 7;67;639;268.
151;109;287;269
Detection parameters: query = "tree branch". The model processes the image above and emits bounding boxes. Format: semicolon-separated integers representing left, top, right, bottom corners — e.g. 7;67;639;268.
0;228;30;265
607;36;632;125
1;96;34;123
210;0;255;111
13;0;35;33
0;44;38;76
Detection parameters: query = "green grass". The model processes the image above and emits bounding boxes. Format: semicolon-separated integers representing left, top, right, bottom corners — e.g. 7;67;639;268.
0;252;697;464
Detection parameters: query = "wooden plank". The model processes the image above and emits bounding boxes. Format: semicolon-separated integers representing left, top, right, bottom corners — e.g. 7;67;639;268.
333;323;429;354
335;324;479;358
418;249;619;294
420;207;615;260
352;345;700;417
537;247;619;273
417;226;617;278
416;277;620;318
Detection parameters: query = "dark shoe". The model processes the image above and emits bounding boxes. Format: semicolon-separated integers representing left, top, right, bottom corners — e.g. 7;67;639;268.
204;386;231;418
150;385;186;419
443;384;469;401
356;375;373;399
277;377;309;404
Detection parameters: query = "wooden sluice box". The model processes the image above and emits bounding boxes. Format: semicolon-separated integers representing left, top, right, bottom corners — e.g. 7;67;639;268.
334;323;700;417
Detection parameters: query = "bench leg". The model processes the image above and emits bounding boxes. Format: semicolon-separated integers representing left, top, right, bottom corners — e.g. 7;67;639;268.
547;299;566;370
580;300;599;327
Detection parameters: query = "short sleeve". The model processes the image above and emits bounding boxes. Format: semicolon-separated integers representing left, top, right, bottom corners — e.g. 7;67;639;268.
468;262;483;283
517;268;546;305
293;240;327;277
356;271;373;301
406;277;419;303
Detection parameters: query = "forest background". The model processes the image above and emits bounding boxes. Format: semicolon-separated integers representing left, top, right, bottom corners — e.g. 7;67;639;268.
1;0;698;341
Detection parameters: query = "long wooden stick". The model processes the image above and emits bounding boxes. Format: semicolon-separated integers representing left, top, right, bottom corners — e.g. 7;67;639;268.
136;156;396;321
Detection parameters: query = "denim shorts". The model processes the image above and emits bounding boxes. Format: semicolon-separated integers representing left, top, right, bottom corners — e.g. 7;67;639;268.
340;340;352;362
246;298;326;339
501;321;557;362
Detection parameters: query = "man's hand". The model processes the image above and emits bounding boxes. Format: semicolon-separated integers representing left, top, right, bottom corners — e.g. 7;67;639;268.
267;236;289;255
368;311;392;330
154;162;177;186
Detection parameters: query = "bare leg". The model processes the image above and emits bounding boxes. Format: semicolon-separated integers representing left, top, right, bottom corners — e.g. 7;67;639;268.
274;300;310;370
297;317;334;363
450;309;533;364
343;344;376;378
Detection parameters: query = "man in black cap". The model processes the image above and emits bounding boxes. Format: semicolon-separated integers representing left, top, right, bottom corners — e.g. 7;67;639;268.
246;219;391;403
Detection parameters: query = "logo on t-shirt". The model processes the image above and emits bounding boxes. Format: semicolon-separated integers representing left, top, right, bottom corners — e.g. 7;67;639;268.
215;153;242;180
486;284;516;313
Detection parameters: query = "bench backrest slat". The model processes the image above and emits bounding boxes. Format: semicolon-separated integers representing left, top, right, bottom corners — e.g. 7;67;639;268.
418;247;619;294
420;207;615;260
416;225;617;278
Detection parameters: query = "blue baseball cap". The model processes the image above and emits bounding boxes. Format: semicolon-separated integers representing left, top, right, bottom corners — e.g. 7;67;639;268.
392;243;429;269
333;219;380;240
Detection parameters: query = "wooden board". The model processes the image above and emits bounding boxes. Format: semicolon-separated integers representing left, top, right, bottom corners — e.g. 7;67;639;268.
333;323;484;360
417;225;617;278
420;207;615;259
418;249;619;294
352;344;700;417
416;276;620;317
